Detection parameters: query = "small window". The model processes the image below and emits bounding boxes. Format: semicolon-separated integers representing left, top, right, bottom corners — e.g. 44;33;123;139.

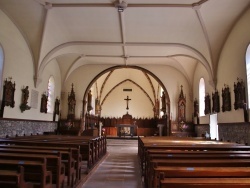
47;76;55;113
246;44;250;109
199;78;205;116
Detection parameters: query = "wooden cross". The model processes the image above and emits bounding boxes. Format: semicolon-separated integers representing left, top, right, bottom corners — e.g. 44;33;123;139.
124;96;131;110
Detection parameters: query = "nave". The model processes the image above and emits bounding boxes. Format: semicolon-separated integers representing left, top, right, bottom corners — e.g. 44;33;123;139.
80;139;143;188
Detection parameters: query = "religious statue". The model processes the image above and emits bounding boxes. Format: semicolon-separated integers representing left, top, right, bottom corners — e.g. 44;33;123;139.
40;93;48;113
22;86;29;105
20;86;31;112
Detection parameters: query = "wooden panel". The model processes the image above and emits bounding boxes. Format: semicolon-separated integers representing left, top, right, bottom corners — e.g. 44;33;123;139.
104;127;117;136
137;128;156;136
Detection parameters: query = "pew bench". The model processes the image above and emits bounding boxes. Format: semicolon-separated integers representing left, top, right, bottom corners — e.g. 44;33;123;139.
140;143;250;176
145;153;250;176
0;158;52;188
160;178;250;188
0;151;65;188
0;144;82;181
152;166;250;188
0;166;33;188
148;159;250;188
0;141;83;186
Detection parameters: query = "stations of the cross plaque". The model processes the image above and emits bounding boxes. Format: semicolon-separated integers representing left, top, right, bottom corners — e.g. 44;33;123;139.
124;96;131;110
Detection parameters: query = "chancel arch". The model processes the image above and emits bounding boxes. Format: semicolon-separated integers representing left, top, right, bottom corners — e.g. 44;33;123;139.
83;67;170;115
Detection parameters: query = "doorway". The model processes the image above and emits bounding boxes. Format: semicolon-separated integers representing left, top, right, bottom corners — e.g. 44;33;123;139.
210;114;219;140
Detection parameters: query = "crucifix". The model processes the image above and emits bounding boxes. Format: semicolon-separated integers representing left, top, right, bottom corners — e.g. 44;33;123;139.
124;96;131;110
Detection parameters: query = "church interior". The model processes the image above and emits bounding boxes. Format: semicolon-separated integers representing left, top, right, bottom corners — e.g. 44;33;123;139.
0;0;250;187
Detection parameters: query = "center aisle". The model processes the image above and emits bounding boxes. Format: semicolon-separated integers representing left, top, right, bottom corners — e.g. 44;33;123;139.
81;139;143;188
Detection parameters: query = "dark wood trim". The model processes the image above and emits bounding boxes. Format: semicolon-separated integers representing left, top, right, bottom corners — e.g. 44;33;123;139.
0;118;56;123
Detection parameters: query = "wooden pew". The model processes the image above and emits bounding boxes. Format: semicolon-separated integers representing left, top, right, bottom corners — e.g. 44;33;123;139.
0;136;100;184
138;136;250;188
152;166;250;188
1;136;94;169
0;135;107;186
148;159;250;188
0;158;52;188
145;152;250;173
0;144;83;183
0;141;77;186
1;135;107;170
160;178;250;188
139;138;250;176
0;165;32;188
0;150;65;188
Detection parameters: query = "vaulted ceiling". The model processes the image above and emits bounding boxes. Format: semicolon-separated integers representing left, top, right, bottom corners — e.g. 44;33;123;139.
0;0;249;89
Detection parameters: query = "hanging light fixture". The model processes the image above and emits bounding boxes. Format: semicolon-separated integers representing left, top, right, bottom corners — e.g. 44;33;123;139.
114;1;127;12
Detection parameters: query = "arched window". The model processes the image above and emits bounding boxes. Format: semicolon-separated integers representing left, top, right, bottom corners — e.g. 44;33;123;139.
0;45;4;93
47;76;55;113
246;44;250;109
199;78;205;116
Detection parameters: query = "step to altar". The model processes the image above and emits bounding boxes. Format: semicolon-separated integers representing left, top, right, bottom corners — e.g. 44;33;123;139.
171;131;197;137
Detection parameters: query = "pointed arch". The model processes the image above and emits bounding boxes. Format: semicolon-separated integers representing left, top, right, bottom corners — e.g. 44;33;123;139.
82;65;170;117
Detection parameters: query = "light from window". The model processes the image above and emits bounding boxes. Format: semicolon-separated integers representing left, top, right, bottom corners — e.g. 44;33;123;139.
246;44;250;109
199;78;205;116
0;45;3;93
47;76;55;113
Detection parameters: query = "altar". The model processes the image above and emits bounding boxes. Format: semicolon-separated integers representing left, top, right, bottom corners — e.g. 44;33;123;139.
116;124;137;137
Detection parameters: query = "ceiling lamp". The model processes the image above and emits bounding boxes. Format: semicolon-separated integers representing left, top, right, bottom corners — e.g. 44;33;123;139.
114;1;127;12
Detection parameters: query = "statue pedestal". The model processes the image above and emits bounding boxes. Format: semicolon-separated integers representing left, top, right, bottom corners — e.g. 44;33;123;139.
157;124;165;136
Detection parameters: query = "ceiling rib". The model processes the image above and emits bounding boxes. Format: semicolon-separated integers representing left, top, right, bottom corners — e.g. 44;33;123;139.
193;5;213;70
118;10;128;65
99;70;114;102
45;1;208;8
101;79;154;107
143;72;157;102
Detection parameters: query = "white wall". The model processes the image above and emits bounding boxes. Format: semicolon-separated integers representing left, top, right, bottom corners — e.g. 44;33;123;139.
0;10;61;120
142;65;193;122
192;8;250;124
216;8;250;123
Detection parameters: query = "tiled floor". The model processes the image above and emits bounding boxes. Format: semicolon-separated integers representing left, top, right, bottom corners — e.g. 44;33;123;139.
81;139;143;188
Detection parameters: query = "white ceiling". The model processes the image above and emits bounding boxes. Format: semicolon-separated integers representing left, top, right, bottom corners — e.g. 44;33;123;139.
0;0;250;88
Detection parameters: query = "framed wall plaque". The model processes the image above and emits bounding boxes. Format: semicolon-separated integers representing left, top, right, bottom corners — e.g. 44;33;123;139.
3;78;15;108
234;78;246;110
222;85;231;112
212;90;220;113
204;93;211;115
